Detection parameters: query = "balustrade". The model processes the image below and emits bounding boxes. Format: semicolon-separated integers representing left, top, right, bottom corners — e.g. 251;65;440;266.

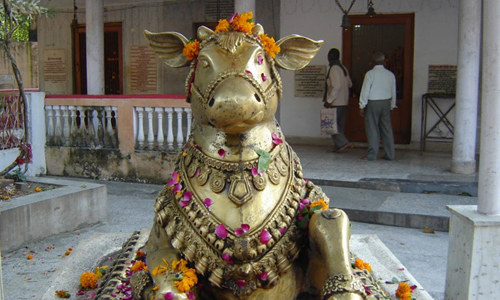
45;105;118;149
44;95;191;153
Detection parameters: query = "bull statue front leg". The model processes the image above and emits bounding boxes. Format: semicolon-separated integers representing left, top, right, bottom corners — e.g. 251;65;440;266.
308;209;366;300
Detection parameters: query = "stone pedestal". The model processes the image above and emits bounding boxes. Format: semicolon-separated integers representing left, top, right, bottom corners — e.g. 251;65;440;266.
445;205;500;299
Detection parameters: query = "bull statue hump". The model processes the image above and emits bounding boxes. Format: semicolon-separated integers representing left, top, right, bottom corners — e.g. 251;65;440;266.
125;12;388;300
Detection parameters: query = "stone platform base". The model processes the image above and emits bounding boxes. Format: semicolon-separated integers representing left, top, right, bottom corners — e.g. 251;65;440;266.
40;231;433;300
0;177;107;251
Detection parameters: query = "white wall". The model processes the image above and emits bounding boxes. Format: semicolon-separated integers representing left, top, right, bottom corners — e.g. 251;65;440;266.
279;0;459;144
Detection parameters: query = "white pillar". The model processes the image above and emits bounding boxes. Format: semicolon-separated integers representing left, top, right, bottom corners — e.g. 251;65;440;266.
478;0;500;216
234;0;255;14
85;0;104;95
451;0;481;174
445;2;500;299
0;225;3;300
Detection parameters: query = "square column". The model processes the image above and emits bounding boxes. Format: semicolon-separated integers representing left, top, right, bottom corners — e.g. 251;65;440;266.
445;205;500;299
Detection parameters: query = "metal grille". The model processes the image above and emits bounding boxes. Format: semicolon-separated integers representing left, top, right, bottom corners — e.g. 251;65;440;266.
0;95;25;150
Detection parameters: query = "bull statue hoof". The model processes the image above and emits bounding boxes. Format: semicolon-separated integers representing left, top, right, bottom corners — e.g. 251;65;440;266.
128;11;388;300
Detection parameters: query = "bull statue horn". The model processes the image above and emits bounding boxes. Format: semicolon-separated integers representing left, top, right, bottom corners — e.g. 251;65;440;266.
252;23;264;36
197;26;214;41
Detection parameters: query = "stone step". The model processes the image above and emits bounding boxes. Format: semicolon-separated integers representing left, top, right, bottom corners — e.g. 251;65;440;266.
319;184;477;232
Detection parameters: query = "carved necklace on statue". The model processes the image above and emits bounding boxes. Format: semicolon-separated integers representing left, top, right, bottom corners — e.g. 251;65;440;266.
153;141;313;297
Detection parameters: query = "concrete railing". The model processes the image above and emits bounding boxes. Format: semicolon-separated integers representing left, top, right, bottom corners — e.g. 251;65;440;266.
44;95;191;153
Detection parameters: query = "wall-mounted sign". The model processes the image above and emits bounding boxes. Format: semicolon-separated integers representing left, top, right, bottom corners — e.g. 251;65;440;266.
294;65;326;98
427;65;457;95
43;48;67;92
130;45;157;94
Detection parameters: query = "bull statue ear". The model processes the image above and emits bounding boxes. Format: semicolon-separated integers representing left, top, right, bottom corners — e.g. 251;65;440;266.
252;23;264;36
274;35;323;70
143;30;190;68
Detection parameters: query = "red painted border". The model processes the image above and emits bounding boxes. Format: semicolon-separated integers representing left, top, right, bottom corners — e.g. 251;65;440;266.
44;94;186;99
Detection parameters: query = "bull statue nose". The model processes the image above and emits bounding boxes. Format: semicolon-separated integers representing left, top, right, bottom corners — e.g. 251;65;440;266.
206;77;267;134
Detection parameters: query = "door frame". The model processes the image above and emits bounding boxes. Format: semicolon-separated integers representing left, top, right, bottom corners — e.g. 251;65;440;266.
73;22;123;94
342;13;414;144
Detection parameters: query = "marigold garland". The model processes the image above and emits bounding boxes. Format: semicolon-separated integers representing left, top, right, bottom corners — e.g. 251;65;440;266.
258;34;281;58
80;271;98;289
174;266;198;293
183;40;200;61
354;258;372;272
131;260;148;272
183;11;280;60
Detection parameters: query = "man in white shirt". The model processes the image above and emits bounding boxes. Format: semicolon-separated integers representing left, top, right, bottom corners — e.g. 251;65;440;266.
359;52;397;161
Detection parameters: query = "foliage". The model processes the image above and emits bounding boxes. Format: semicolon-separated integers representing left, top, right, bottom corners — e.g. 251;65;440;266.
0;0;49;42
4;168;27;182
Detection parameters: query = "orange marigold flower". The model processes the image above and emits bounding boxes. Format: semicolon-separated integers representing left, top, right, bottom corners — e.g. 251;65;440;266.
259;34;281;58
232;11;254;34
310;199;328;211
363;262;372;272
27;254;34;260
395;282;413;299
136;249;146;258
215;19;230;33
354;258;365;270
174;266;198;293
65;250;72;256
34;187;42;192
80;271;98;289
172;259;188;272
183;40;200;61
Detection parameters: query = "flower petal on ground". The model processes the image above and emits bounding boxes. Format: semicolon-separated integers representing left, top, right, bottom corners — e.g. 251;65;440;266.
216;224;228;239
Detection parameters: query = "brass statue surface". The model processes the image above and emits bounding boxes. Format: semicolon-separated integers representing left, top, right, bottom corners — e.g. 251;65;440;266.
129;12;387;300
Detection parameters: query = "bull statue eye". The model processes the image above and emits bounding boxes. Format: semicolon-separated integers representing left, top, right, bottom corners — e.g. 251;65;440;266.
199;57;210;68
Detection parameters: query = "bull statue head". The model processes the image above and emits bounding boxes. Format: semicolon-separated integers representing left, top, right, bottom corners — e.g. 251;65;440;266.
144;19;322;137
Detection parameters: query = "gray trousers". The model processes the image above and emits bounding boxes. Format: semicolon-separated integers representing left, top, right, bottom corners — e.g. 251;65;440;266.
331;106;349;149
364;100;395;160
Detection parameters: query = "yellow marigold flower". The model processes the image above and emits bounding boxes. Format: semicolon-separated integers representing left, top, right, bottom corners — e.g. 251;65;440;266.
259;34;281;58
131;260;147;272
80;271;98;289
3;196;10;200
395;282;412;299
183;40;200;61
174;267;198;293
34;187;42;192
310;199;328;211
232;11;254;34
215;19;230;33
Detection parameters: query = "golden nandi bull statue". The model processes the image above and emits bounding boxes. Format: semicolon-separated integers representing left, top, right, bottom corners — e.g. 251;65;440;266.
131;12;383;300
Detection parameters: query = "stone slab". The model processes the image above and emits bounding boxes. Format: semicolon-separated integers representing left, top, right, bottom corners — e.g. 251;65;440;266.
445;205;500;299
0;177;108;251
38;231;433;300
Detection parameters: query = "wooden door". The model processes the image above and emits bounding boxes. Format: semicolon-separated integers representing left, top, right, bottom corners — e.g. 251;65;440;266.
342;14;414;144
73;22;123;94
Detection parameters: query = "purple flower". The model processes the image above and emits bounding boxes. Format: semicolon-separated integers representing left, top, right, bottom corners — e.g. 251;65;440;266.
164;292;174;300
235;224;250;236
222;253;234;265
195;169;201;177
300;198;311;205
186;291;195;299
218;149;226;158
279;227;286;234
257;272;268;281
215;224;228;239
260;229;271;244
251;166;264;177
172;183;182;194
203;198;213;208
180;200;190;207
245;70;253;76
272;132;283;145
236;280;246;288
257;55;263;65
261;73;267;82
168;172;179;186
228;13;238;23
183;191;193;201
